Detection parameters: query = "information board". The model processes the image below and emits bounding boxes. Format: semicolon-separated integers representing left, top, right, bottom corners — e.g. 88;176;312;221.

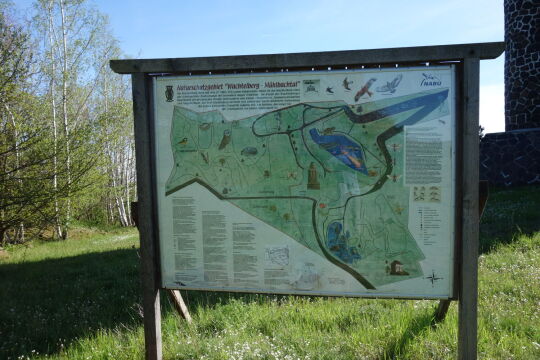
153;66;456;298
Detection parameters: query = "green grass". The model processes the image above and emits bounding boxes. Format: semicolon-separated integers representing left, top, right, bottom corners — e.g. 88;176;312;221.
479;185;540;253
1;186;539;359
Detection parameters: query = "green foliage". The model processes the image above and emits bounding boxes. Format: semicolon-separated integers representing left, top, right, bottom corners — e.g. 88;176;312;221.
0;94;56;233
0;8;58;244
0;0;135;243
0;187;539;359
0;7;32;98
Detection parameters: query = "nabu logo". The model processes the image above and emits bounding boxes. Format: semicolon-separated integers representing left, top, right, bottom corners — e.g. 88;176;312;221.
421;73;442;87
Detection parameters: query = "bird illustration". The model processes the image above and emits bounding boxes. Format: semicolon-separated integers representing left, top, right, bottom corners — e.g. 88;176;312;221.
326;86;334;94
354;78;377;102
178;137;188;146
322;127;335;135
342;77;352;90
422;73;437;82
376;74;403;94
199;122;211;130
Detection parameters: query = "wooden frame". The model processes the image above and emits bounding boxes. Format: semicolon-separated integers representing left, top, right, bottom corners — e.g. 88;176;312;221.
111;42;504;360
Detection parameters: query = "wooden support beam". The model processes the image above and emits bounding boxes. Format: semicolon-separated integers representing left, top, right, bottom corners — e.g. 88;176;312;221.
458;57;480;360
131;203;191;324
432;300;452;326
132;73;163;360
110;42;504;74
478;181;489;219
168;290;192;323
432;180;489;327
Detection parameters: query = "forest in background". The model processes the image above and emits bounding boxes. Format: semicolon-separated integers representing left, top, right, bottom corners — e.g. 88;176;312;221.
1;0;135;244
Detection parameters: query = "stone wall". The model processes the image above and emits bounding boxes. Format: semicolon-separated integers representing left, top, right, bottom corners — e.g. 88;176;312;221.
482;1;539;186
480;129;540;186
504;0;540;131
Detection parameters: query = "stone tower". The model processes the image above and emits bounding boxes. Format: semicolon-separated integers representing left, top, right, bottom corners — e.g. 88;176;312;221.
307;162;320;190
481;1;539;186
504;0;540;131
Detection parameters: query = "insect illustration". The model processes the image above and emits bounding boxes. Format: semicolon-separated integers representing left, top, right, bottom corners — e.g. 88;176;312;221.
387;174;402;183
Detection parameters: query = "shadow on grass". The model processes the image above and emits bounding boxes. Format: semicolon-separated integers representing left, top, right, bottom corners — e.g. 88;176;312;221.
381;311;435;359
0;249;144;358
0;247;281;358
479;185;540;254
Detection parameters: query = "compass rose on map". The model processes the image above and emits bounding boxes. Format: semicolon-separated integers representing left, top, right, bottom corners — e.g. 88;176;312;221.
425;270;443;287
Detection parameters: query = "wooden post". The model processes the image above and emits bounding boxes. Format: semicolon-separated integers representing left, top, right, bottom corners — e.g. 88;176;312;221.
432;300;452;326
432;180;489;327
168;290;193;323
130;201;192;325
458;57;480;360
132;73;163;360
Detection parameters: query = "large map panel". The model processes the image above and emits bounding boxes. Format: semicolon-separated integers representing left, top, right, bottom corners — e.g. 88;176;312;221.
154;67;456;298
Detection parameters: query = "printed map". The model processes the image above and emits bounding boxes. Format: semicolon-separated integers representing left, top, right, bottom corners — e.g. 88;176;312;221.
164;85;450;289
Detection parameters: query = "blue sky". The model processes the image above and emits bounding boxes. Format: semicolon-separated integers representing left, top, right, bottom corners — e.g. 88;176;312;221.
17;0;505;132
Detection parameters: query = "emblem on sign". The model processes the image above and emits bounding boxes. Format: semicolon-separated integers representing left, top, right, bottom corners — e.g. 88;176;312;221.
303;79;320;94
165;85;174;102
420;73;442;87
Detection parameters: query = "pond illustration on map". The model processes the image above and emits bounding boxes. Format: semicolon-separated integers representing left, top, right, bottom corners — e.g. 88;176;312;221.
165;87;450;289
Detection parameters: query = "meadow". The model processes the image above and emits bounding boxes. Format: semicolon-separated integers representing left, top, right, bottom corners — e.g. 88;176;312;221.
1;186;539;359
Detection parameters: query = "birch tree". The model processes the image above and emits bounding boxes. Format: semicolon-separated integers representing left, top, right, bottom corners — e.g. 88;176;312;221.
1;0;134;243
98;90;135;227
34;0;118;238
0;4;59;244
83;44;136;227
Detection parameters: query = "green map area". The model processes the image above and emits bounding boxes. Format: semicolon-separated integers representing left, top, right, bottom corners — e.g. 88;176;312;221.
165;88;450;289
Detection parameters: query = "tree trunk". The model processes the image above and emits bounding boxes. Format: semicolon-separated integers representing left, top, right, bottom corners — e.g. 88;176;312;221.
5;104;25;243
0;227;5;247
106;193;114;224
47;0;63;240
59;0;71;240
125;157;133;226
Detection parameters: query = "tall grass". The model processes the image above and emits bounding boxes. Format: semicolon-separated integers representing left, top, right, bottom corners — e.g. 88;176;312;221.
1;186;539;359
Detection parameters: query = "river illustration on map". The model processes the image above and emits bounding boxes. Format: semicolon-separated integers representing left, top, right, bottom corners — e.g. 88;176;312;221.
164;87;450;289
